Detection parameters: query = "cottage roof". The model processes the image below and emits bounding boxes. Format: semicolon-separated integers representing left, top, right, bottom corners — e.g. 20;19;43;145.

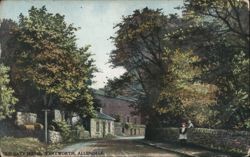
95;111;115;121
93;89;137;102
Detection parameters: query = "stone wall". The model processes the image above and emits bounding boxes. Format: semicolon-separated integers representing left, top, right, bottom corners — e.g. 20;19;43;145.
90;118;115;138
114;122;145;136
71;128;90;140
81;130;90;139
0;119;63;143
48;130;62;143
114;122;123;136
16;112;37;126
0;119;44;141
145;127;250;154
0;113;63;143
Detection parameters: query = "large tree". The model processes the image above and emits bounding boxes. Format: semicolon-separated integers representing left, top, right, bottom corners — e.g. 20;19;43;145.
0;64;18;120
183;0;250;129
11;6;95;116
109;8;173;124
184;0;249;49
108;4;249;129
0;19;19;65
108;8;215;127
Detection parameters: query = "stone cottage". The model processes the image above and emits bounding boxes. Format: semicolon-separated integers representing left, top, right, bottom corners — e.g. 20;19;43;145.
90;108;115;138
94;91;142;125
93;90;146;136
49;108;115;139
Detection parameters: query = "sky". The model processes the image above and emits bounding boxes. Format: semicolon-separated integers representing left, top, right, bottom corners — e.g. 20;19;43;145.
0;0;183;89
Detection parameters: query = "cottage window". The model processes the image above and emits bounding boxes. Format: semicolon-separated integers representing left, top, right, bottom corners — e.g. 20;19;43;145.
96;121;100;132
108;122;111;133
127;116;130;123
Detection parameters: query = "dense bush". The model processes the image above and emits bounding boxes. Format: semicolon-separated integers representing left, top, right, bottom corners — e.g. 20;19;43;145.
51;120;71;141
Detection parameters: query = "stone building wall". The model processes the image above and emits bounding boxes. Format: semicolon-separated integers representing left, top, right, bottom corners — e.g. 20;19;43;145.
90;118;114;138
123;125;145;136
114;122;145;136
145;127;250;154
95;95;142;124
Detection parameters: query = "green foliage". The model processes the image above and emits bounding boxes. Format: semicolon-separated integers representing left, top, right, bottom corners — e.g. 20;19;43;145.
109;3;249;130
124;122;133;129
152;49;209;125
0;64;18;120
113;114;121;122
232;51;249;107
244;118;250;129
0;19;18;65
109;7;216;127
51;120;72;142
184;0;249;46
0;137;45;153
109;8;180;124
15;7;88;103
7;6;96;116
104;72;134;97
181;0;249;129
0;136;66;154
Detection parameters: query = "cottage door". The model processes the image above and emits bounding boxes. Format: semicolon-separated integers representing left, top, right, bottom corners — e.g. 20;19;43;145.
102;121;106;137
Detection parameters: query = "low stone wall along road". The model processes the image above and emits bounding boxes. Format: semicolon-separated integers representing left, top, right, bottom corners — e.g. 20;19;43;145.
59;137;186;157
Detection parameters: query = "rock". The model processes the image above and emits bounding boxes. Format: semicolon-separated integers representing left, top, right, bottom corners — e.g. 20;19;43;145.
48;130;62;143
16;112;37;126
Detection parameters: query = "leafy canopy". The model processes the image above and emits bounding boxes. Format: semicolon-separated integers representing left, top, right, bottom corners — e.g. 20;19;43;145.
0;64;18;120
12;6;96;116
108;8;216;126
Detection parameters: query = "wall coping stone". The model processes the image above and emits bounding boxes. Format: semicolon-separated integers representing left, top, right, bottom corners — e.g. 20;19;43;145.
146;127;250;154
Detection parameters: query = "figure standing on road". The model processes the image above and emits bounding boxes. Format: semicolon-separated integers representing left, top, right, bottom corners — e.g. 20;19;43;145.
0;148;4;157
188;120;194;128
246;147;250;157
179;122;188;145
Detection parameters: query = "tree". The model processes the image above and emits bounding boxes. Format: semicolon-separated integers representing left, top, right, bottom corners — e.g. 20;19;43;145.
153;49;218;126
0;64;18;120
109;3;249;129
183;0;249;50
0;19;19;65
104;72;134;97
109;8;171;124
12;6;95;116
183;0;250;129
109;8;216;127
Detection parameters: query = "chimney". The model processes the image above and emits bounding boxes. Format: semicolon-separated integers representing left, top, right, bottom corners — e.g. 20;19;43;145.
97;107;103;113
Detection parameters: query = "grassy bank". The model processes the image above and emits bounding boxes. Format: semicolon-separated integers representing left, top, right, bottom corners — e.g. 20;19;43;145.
0;137;64;155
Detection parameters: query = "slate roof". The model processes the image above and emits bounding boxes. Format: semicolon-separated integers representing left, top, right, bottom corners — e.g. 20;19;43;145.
93;89;138;102
95;111;115;121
